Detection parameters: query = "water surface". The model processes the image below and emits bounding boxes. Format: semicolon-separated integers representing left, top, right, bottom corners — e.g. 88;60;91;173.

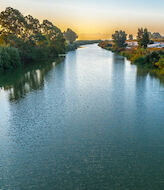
0;44;164;190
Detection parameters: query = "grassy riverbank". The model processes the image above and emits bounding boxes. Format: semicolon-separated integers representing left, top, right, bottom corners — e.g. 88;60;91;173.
121;48;164;76
98;41;164;77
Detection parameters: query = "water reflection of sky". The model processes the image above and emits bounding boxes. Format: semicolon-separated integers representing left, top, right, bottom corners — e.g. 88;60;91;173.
1;45;164;190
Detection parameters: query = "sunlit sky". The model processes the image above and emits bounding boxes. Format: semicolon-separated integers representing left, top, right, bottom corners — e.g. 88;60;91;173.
1;0;164;39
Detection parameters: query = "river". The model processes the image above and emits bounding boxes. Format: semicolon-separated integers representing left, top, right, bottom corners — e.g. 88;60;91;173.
0;44;164;190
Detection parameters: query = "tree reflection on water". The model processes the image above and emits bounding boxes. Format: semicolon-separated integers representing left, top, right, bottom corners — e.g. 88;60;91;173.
0;58;64;102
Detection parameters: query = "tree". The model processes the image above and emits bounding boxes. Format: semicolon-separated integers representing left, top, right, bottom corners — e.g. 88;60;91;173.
0;7;66;66
64;28;78;43
112;30;127;48
0;7;28;40
137;28;150;49
41;20;66;54
25;15;41;39
151;32;162;39
129;34;133;40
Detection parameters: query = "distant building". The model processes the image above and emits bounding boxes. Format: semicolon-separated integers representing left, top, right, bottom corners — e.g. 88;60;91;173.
126;41;164;49
148;42;164;48
126;41;138;48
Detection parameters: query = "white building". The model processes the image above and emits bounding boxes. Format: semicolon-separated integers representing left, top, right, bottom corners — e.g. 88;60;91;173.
127;41;164;49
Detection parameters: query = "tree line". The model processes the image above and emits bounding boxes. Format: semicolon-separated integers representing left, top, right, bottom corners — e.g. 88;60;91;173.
111;28;150;50
0;7;78;71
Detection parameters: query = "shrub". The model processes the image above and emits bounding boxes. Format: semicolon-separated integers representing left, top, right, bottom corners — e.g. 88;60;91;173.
134;56;146;65
129;48;146;63
121;50;133;60
66;43;78;51
155;56;164;69
0;46;21;70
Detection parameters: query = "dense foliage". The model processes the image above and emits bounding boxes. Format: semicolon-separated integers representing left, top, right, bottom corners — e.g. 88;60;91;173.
0;46;21;70
121;49;164;75
0;7;66;70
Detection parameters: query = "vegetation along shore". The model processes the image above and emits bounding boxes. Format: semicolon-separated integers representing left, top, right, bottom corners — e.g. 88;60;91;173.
98;29;164;77
0;7;100;72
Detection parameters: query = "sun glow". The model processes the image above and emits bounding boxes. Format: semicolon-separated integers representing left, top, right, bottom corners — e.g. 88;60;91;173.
1;0;164;39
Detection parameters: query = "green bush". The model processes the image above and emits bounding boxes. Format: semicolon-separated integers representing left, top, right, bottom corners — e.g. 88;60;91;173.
66;43;78;51
0;46;21;71
155;56;164;69
133;51;163;67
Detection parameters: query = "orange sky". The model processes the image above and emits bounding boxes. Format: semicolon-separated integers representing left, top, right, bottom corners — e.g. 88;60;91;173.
1;0;164;40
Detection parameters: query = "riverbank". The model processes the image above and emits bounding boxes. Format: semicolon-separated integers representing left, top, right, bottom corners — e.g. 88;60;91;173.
0;45;64;72
0;39;101;72
98;41;164;77
66;40;102;51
